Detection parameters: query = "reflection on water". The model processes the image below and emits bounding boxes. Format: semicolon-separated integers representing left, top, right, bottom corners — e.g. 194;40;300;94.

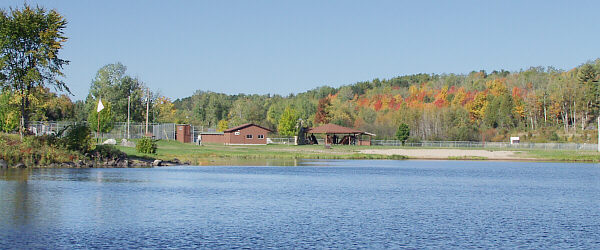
1;160;600;248
1;170;32;227
195;158;304;166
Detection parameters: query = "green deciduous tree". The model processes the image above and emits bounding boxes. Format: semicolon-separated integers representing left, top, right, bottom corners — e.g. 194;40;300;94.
86;63;147;122
20;86;74;122
328;99;354;127
217;119;228;132
72;100;87;122
0;5;69;138
228;96;269;127
484;94;516;129
0;90;19;132
277;106;299;137
154;96;176;123
180;91;233;127
266;97;286;127
87;100;114;133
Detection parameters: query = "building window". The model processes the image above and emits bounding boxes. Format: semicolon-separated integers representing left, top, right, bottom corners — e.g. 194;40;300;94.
246;134;253;139
258;135;264;139
234;132;240;135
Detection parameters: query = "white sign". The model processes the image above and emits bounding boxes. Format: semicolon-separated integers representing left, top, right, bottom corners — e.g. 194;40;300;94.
510;137;520;144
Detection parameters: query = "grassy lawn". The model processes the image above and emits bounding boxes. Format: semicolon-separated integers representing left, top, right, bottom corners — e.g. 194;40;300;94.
519;150;600;162
4;131;596;167
115;140;407;165
114;139;600;163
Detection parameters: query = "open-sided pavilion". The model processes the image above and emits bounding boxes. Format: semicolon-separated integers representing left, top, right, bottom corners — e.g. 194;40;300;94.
306;123;375;146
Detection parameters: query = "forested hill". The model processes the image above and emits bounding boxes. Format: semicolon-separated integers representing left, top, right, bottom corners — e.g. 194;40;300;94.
173;59;600;142
2;60;599;143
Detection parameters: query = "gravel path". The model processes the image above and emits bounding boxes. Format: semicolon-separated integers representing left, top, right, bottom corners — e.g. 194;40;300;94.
360;148;525;160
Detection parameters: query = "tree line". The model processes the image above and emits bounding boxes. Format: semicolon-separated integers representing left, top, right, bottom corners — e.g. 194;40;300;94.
170;61;600;143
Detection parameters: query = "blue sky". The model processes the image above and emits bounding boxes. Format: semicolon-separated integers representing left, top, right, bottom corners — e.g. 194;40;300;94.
2;0;599;100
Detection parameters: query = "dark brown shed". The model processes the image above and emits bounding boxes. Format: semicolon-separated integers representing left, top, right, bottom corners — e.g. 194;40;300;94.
176;125;192;143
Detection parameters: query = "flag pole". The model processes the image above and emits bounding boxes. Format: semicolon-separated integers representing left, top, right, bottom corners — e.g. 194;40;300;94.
127;95;131;139
97;110;100;144
96;97;104;144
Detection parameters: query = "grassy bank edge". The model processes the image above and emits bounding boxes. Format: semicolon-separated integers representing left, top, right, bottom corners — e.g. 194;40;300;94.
115;140;600;164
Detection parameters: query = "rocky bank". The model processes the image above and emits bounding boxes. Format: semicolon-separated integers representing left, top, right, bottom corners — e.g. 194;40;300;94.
0;157;188;169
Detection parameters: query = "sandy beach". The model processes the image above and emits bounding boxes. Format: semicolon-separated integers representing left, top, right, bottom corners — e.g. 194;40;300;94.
360;148;526;160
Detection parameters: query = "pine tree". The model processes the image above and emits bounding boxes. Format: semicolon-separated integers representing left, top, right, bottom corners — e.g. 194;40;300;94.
396;123;410;145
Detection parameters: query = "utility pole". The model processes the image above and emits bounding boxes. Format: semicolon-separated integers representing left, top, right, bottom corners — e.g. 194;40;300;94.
145;88;150;136
127;95;131;139
595;80;600;153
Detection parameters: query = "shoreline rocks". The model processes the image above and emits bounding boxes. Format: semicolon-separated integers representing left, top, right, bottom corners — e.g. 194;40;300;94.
0;157;188;169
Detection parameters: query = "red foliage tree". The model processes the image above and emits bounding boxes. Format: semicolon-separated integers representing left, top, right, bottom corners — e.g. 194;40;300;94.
373;99;383;111
314;97;331;124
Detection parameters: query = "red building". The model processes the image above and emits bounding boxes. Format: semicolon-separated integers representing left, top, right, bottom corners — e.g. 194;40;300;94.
199;123;272;145
198;132;225;144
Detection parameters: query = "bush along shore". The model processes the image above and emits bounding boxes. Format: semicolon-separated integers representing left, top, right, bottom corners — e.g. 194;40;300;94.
0;126;186;169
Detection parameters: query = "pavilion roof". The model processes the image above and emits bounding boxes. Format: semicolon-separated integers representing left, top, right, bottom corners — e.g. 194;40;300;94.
307;123;364;134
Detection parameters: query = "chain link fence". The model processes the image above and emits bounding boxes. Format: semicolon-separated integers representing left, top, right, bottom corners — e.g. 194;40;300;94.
26;121;599;150
267;138;596;151
28;121;177;141
28;121;80;136
372;140;598;151
266;138;328;145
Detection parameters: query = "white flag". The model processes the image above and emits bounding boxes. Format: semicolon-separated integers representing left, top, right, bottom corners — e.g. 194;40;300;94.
97;98;104;112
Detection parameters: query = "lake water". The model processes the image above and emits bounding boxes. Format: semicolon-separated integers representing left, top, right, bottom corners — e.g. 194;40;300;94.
1;160;599;249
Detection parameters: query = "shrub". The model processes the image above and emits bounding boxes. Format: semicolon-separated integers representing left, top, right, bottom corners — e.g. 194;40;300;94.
0;133;81;166
549;132;560;142
136;137;157;154
61;124;93;153
448;125;478;141
92;144;126;161
23;135;43;149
